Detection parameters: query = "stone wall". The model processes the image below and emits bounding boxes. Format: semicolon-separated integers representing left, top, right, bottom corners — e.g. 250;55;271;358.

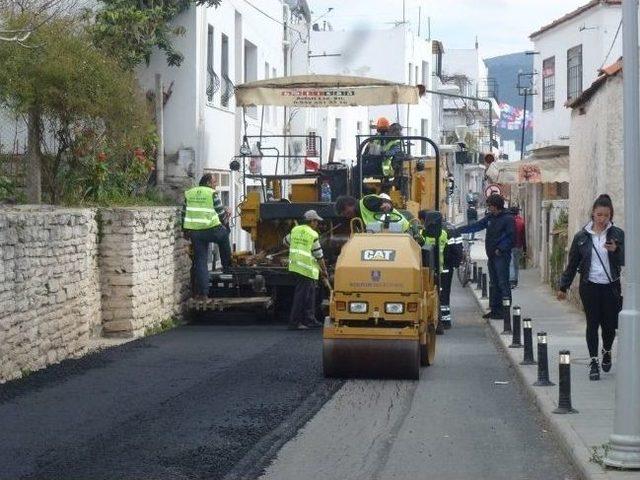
100;208;190;337
569;75;624;239
0;206;190;383
0;207;101;382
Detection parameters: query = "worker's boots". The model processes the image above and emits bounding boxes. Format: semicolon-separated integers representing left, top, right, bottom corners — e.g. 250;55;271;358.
440;305;452;330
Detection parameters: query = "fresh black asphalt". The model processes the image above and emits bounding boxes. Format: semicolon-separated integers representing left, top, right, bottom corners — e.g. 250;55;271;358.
0;284;578;480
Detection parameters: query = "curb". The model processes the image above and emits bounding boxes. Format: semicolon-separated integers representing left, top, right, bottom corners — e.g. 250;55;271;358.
466;280;610;480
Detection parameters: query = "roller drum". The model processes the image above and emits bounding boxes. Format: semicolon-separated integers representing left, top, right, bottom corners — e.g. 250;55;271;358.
323;338;420;380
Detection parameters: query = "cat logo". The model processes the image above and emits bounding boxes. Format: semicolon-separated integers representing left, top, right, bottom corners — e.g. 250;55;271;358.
361;249;396;261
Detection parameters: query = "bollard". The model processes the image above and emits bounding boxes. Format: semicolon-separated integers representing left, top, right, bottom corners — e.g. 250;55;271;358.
472;262;478;283
481;273;488;298
553;350;578;414
509;306;523;348
520;318;537;365
476;267;483;290
533;332;555;386
501;298;512;334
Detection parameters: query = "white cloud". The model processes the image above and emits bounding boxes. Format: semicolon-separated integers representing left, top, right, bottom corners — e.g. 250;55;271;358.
309;0;588;58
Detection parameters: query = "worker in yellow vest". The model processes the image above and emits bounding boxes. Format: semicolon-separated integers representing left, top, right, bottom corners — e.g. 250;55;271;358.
283;210;328;330
182;174;232;300
335;194;410;233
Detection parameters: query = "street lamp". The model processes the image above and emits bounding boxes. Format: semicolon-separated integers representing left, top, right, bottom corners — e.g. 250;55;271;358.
605;0;640;468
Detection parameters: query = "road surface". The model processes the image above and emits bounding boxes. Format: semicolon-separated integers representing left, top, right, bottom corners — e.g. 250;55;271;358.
0;283;577;480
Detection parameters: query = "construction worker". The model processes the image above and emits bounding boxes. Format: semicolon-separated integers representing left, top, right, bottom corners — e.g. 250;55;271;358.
335;194;410;232
283;210;329;330
183;173;232;301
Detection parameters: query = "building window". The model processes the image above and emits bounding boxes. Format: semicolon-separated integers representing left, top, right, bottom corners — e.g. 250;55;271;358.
415;65;419;86
334;118;342;150
220;33;230;107
542;56;555;110
244;40;258;116
408;62;413;85
567;45;582;101
203;169;230;206
422;61;429;86
206;25;216;103
356;121;362;135
421;119;429;155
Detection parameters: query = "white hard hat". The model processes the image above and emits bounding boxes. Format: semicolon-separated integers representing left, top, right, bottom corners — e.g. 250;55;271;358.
304;210;323;221
379;193;391;200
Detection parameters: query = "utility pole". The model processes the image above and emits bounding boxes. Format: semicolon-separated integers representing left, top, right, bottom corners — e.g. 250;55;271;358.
154;73;165;188
605;0;640;468
517;71;537;160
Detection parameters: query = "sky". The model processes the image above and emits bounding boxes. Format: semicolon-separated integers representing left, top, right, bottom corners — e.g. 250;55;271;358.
307;0;589;59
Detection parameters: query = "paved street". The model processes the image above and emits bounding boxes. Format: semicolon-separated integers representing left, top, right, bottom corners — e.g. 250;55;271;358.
0;283;578;480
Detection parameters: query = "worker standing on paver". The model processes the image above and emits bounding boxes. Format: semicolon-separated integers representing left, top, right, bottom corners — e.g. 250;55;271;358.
183;173;232;301
457;194;515;320
284;210;329;330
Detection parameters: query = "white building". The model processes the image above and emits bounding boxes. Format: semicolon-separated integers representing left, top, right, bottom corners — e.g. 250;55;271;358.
439;44;500;222
137;1;310;250
289;24;440;164
530;0;622;150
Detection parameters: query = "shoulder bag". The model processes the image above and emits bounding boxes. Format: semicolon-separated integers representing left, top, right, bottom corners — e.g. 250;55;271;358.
592;243;623;313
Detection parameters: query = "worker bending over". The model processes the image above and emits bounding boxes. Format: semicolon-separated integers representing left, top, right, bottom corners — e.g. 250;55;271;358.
335;193;410;233
183;173;232;301
284;210;329;330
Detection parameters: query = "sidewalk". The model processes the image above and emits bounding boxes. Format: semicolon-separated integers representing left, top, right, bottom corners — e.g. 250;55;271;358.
467;238;636;480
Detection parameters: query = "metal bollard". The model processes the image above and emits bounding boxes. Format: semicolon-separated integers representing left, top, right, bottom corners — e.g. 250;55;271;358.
501;298;512;334
509;306;523;348
520;318;537;365
476;267;483;290
553;350;578;414
533;332;555;386
481;273;488;298
472;262;478;283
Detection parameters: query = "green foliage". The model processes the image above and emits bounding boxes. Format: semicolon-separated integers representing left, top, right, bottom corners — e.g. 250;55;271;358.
549;209;569;290
144;316;181;336
93;0;222;69
589;443;611;466
0;11;157;204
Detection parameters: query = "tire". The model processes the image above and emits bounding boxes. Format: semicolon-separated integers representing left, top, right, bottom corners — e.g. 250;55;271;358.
457;261;471;287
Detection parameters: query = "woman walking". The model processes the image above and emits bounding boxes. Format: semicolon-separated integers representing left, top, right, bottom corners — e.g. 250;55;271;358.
557;194;624;380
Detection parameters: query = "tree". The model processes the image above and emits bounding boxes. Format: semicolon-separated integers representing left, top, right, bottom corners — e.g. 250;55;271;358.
0;12;155;204
93;0;222;70
0;0;79;44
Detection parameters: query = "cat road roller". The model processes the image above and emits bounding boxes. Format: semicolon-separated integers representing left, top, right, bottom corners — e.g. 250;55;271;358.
323;224;440;380
323;131;443;380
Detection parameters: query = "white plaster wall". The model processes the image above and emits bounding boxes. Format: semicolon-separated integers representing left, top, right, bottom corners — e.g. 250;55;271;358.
532;3;622;149
301;26;436;156
568;75;623;240
137;9;199;158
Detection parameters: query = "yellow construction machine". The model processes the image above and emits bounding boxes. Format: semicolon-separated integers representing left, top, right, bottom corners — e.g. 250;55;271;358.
322;133;443;380
194;76;444;379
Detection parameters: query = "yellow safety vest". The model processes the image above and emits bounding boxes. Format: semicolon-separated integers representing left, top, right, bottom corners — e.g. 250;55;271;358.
423;229;448;272
288;224;320;280
183;186;221;230
381;139;401;177
359;195;410;232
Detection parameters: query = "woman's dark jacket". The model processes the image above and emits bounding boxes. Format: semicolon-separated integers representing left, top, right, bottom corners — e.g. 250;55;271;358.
558;225;625;292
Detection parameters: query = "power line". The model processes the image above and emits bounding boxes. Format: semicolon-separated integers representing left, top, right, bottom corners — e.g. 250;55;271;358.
600;19;622;69
243;0;284;26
